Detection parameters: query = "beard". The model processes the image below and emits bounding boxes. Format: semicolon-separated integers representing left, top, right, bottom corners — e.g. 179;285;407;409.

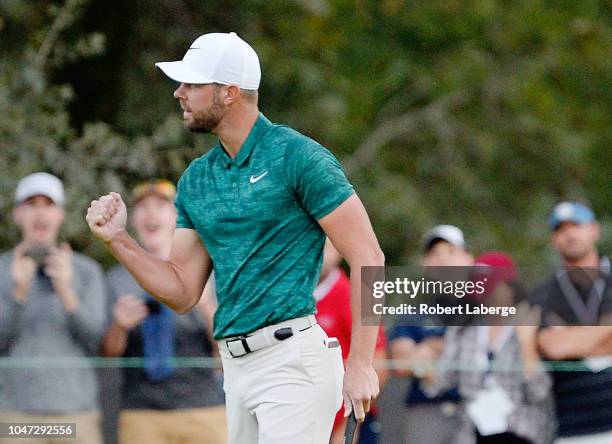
185;90;227;134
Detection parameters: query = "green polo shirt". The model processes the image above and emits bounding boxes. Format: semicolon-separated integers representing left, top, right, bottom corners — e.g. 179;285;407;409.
175;114;354;339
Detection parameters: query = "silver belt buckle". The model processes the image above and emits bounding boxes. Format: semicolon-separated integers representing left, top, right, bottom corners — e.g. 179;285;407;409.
226;336;250;358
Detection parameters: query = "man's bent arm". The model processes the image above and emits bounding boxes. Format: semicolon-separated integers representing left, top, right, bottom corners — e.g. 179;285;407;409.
319;194;385;418
106;228;212;313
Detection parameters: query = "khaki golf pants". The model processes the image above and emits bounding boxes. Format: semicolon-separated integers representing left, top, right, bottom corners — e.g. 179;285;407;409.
220;324;344;444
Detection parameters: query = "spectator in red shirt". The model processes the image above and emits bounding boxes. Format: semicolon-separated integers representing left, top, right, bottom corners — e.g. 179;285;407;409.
315;238;388;444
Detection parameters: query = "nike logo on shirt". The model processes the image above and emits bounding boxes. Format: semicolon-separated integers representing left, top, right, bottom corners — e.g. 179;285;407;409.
249;172;268;184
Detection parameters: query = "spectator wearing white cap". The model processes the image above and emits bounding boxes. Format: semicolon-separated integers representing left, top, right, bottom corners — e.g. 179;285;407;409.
533;201;612;443
0;173;107;444
388;224;472;444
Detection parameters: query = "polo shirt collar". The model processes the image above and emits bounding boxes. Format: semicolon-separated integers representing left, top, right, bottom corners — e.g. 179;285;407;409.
218;113;273;168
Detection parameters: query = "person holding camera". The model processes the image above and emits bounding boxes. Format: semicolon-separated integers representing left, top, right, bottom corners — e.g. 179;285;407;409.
101;180;226;444
0;172;107;444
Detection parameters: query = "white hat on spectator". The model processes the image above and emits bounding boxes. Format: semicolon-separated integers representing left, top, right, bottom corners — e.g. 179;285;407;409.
15;172;65;206
422;224;466;252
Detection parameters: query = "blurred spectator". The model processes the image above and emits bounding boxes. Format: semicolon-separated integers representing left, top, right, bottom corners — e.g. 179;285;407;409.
426;252;555;444
0;172;107;444
534;201;612;443
315;239;388;444
388;225;471;444
101;179;226;444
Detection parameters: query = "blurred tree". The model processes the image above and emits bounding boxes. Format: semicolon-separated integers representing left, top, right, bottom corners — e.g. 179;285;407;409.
0;0;203;266
0;0;609;269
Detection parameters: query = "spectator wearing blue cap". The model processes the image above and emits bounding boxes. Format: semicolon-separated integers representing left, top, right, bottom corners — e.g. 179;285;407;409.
532;201;612;443
547;201;597;233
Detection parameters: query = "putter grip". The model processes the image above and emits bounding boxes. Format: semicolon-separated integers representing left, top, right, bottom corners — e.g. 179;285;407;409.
343;412;360;444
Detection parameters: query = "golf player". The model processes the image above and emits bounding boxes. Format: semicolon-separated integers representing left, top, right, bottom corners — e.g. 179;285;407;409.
86;32;384;443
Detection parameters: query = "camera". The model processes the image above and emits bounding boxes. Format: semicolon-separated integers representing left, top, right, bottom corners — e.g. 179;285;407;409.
25;245;50;267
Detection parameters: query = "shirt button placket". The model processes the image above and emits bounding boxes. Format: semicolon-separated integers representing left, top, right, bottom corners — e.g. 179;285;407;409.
228;162;238;189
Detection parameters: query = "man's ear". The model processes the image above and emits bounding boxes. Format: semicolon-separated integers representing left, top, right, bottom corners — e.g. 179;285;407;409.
225;85;241;104
58;207;65;225
550;231;561;252
465;251;474;263
592;223;601;243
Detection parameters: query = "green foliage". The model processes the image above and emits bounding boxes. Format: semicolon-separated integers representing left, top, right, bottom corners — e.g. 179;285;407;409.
0;0;609;268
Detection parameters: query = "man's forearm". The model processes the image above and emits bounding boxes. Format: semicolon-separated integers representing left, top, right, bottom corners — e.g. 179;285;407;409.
57;287;79;313
347;255;384;365
539;326;612;360
106;231;193;312
101;323;128;357
592;333;612;355
348;325;379;364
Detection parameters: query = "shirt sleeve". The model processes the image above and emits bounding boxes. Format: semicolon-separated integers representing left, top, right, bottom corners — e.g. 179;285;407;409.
375;326;387;351
285;140;354;220
0;293;26;353
175;174;195;230
0;254;26;352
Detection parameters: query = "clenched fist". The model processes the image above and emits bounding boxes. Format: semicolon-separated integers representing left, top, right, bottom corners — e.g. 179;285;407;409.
86;192;127;242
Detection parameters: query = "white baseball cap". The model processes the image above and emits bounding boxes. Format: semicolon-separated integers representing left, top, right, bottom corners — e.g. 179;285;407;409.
15;172;65;206
155;32;261;90
422;224;466;252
